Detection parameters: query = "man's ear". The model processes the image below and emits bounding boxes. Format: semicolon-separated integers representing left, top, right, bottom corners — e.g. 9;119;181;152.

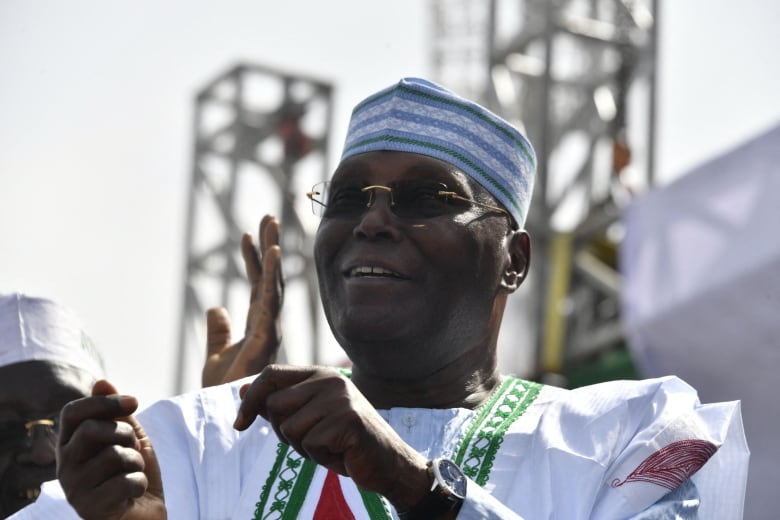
501;230;531;292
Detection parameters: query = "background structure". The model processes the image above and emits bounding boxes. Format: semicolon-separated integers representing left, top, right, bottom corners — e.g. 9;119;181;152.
433;0;658;383
176;64;333;392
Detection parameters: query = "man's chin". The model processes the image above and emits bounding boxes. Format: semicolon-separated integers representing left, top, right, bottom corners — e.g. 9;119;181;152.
335;308;423;338
0;489;38;517
0;471;49;517
336;324;412;349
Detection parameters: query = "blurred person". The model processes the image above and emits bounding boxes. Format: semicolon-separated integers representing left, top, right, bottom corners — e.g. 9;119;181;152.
0;293;104;517
16;78;749;519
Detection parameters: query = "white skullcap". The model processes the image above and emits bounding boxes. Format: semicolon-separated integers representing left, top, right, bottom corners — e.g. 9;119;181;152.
0;292;105;377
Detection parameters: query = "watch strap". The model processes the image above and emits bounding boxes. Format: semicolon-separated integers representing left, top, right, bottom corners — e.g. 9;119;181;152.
398;459;465;520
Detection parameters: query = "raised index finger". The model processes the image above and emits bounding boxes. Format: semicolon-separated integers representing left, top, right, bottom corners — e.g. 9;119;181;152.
233;364;317;431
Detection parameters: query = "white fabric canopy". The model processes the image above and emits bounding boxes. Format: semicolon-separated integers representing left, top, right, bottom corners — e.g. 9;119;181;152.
621;121;780;519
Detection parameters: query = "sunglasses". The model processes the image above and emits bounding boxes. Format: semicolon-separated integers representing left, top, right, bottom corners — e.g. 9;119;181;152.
306;180;511;223
0;412;60;450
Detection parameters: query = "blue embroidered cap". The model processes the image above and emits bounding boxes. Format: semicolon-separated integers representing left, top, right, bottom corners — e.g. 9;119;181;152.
340;77;536;228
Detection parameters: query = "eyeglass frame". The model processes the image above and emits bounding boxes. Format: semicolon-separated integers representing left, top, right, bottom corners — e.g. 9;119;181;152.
306;181;515;228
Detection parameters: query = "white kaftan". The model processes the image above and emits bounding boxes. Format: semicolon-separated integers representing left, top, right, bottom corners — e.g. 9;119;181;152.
12;374;748;519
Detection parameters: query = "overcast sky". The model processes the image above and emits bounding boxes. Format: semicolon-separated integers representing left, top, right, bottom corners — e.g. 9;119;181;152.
1;0;779;406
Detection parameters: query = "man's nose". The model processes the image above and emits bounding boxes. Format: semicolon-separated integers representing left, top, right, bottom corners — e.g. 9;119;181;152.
354;190;401;240
17;426;56;466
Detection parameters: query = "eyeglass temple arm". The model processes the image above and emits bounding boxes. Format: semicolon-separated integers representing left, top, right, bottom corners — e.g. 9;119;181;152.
437;191;508;215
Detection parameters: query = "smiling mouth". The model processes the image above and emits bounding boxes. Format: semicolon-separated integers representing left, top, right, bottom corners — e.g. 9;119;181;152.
348;266;404;278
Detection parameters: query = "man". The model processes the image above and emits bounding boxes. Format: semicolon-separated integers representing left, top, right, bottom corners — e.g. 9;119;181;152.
0;293;104;517
15;78;748;519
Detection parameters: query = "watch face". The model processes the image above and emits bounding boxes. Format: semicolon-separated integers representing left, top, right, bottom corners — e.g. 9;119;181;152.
437;459;467;498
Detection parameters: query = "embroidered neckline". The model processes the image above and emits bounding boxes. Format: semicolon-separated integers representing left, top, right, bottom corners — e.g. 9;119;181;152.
454;376;541;485
252;372;542;519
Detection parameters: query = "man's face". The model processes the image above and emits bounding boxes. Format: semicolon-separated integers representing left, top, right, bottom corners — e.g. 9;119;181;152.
314;151;512;378
0;360;92;517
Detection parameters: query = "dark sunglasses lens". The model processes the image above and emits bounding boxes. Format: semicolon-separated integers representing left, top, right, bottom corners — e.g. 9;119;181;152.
392;181;450;218
323;183;369;218
312;180;456;219
0;422;26;444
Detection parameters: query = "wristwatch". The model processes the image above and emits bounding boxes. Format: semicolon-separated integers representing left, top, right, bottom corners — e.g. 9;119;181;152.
398;458;467;519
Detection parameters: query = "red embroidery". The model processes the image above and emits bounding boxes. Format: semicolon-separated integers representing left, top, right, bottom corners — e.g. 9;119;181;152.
313;470;355;520
611;439;718;490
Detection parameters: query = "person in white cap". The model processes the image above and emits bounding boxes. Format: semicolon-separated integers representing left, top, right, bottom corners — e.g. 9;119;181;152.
15;78;749;519
0;293;104;517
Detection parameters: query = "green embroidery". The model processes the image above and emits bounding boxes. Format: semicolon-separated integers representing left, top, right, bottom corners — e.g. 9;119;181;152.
336;367;352;378
254;444;316;520
254;443;289;519
284;459;317;519
454;377;542;486
453;377;515;467
359;488;393;520
253;374;541;519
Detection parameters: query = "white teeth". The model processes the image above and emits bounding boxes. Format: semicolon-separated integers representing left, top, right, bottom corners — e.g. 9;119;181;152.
25;488;41;501
351;266;398;277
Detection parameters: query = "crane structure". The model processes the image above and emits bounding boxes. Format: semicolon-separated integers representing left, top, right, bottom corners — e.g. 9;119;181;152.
174;63;333;393
431;0;659;384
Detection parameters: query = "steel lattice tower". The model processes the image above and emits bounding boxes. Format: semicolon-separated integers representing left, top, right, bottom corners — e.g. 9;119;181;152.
175;64;333;393
432;0;658;382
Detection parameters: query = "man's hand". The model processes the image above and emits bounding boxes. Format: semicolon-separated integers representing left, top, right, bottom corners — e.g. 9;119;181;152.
233;365;431;511
202;215;284;387
57;380;166;520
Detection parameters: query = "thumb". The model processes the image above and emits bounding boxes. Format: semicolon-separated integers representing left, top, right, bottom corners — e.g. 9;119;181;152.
206;307;232;356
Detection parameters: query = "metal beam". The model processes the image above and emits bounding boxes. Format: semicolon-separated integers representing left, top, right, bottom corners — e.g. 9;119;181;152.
431;0;657;381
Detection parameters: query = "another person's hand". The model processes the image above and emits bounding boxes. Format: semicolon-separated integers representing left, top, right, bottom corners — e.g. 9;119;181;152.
233;365;431;512
202;215;284;387
57;380;166;520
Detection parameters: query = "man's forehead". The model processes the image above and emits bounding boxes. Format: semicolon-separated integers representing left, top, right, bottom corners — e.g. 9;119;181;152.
332;151;471;189
0;360;92;413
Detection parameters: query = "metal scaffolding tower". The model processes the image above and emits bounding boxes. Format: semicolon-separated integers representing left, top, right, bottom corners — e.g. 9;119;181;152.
431;0;658;382
431;0;492;102
174;64;333;393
